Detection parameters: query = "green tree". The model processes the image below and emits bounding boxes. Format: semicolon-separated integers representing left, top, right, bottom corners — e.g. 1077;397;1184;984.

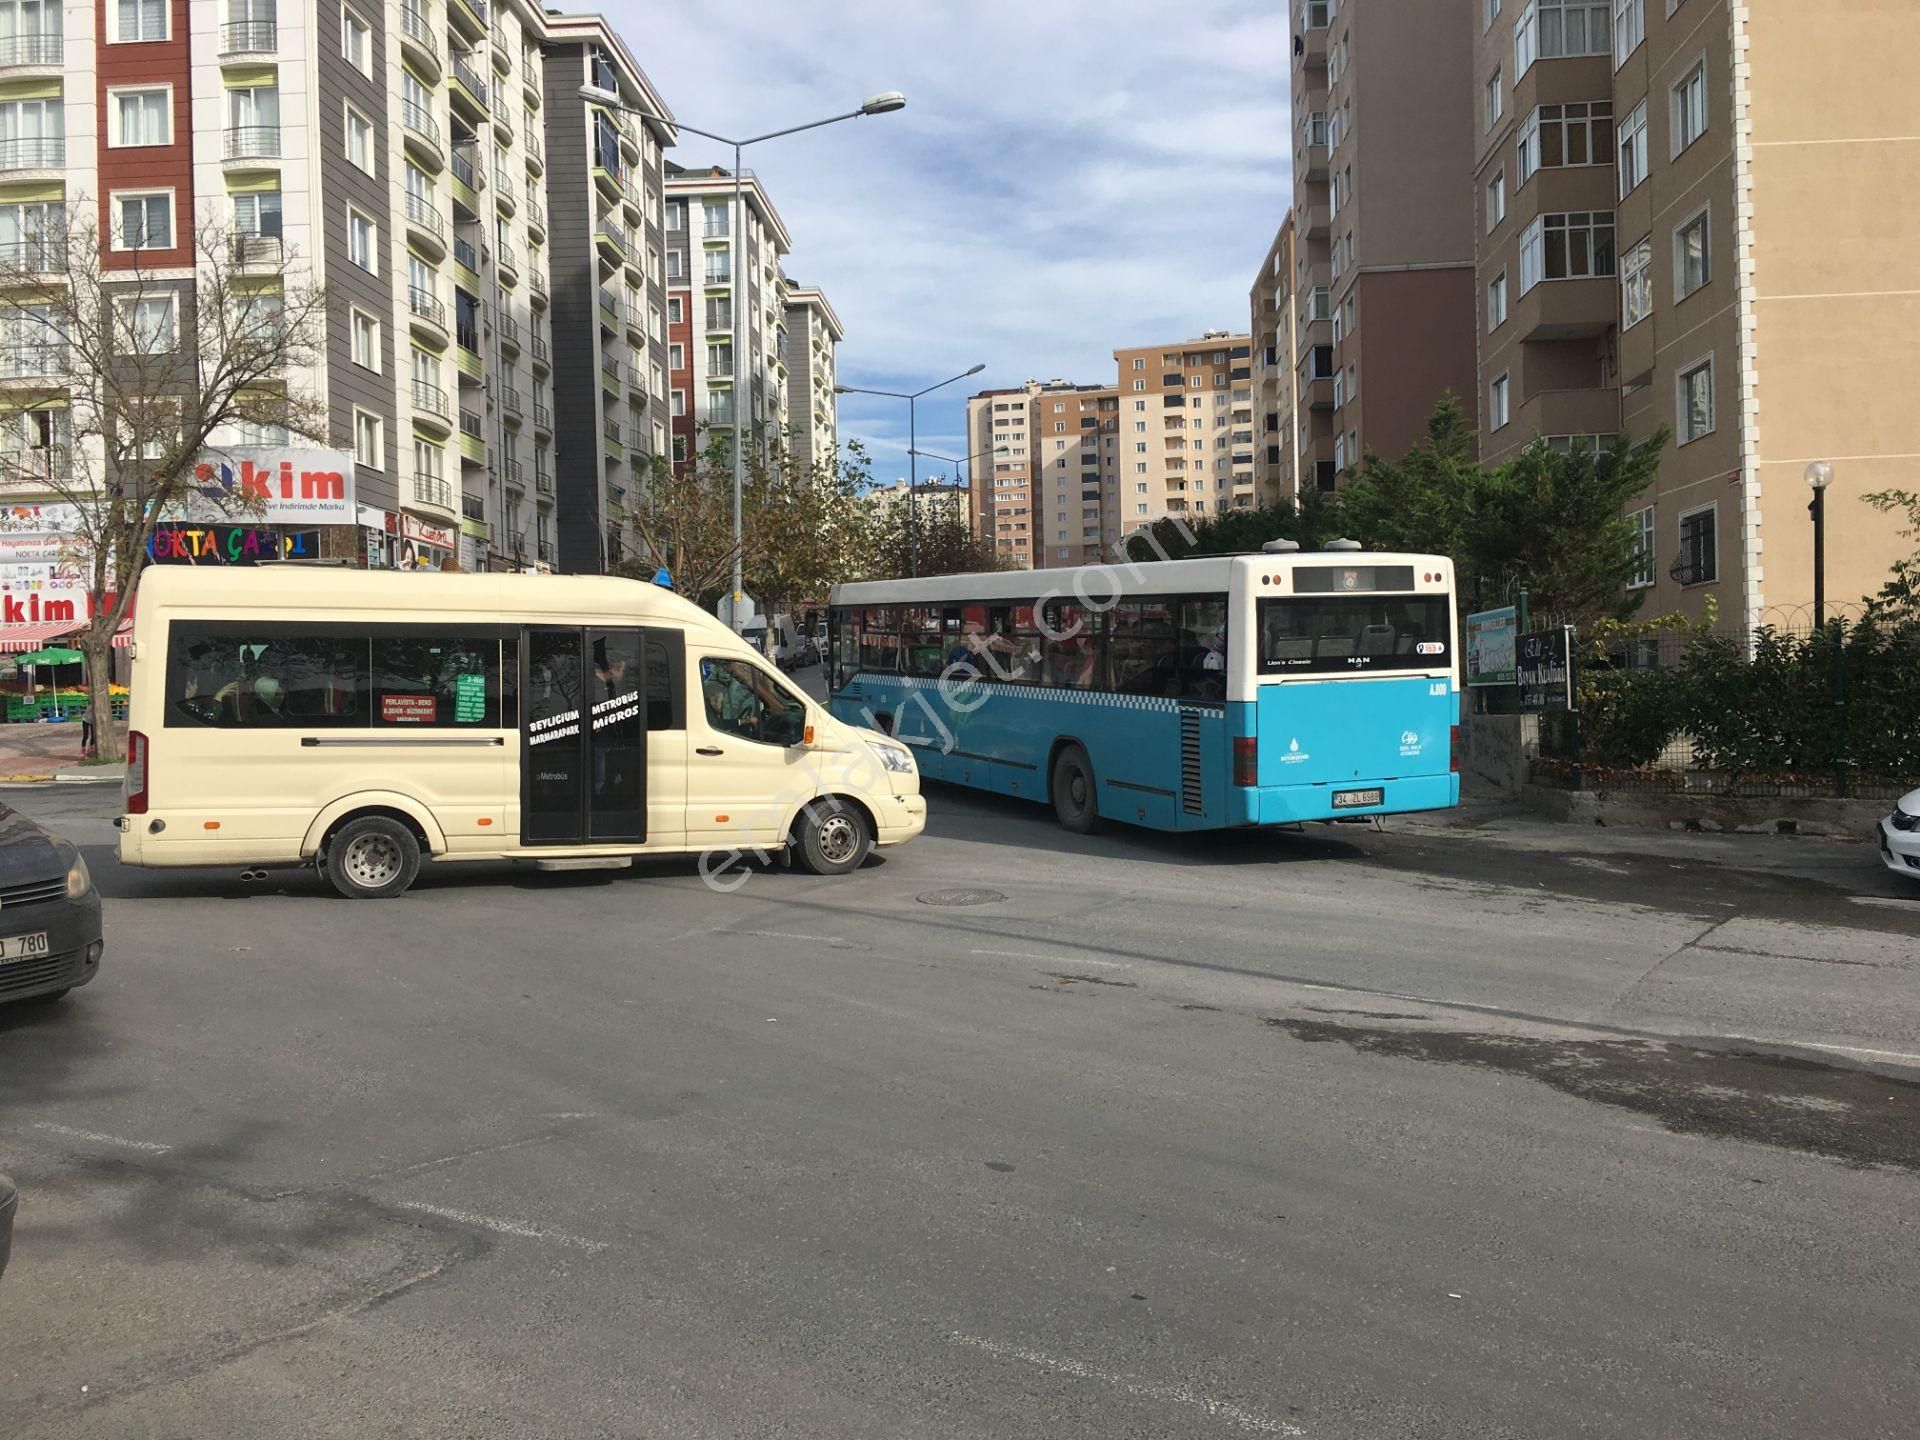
1863;489;1920;616
859;483;1005;579
1338;397;1669;624
1137;486;1347;560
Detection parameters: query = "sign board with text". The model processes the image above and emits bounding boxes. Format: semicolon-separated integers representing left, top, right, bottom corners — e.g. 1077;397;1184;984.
1465;606;1518;688
1517;626;1576;712
185;448;357;525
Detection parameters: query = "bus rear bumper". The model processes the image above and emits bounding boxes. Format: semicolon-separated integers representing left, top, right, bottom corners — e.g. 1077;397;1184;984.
1236;773;1459;825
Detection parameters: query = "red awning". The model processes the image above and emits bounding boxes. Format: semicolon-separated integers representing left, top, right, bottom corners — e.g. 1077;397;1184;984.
0;620;85;652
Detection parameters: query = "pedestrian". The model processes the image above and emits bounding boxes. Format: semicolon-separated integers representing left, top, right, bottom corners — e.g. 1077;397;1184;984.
80;709;94;758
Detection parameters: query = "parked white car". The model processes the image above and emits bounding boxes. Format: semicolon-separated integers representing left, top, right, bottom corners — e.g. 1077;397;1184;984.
1878;788;1920;880
740;614;810;672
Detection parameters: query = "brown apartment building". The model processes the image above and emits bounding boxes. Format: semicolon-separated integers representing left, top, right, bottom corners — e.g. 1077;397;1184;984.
1249;216;1299;504
1475;0;1918;625
967;380;1123;569
967;388;1032;566
1285;0;1478;494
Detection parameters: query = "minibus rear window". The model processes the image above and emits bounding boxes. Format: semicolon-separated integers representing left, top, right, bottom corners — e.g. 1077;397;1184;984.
1258;595;1451;674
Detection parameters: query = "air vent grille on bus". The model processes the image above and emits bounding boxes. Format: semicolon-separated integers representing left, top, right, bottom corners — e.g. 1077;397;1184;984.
1180;708;1204;815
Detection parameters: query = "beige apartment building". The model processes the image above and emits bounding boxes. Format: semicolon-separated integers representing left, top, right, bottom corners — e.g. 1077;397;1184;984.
1288;0;1478;493
1249;216;1299;505
1031;383;1121;567
1111;333;1256;529
967;387;1034;566
1474;0;1917;625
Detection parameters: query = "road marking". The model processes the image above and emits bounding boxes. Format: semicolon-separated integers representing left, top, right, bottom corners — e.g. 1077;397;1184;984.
395;1201;608;1253
1851;896;1920;911
1718;1035;1920;1066
739;929;844;945
947;1332;1304;1435
33;1122;172;1154
970;949;1128;970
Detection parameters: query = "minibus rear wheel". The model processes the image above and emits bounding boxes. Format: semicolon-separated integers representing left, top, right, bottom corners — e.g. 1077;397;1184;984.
323;815;422;899
792;798;871;876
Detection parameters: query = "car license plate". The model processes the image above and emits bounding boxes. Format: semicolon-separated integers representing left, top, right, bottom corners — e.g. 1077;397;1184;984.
1332;788;1384;810
0;931;49;964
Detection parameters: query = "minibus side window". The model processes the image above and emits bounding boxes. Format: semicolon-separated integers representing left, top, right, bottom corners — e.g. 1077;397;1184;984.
371;635;501;727
165;626;368;727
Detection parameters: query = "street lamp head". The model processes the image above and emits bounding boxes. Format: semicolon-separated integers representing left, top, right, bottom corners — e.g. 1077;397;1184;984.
578;83;621;107
1805;460;1834;491
833;384;852;395
964;363;986;376
860;91;908;115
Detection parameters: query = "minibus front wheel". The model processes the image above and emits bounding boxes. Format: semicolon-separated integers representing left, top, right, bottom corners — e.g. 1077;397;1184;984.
322;814;423;899
792;798;872;876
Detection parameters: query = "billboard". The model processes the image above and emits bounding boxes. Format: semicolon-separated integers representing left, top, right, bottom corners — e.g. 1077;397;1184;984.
1464;606;1518;687
1517;627;1576;712
185;448;357;525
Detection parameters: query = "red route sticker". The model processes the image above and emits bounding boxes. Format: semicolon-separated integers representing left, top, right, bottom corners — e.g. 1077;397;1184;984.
380;694;437;723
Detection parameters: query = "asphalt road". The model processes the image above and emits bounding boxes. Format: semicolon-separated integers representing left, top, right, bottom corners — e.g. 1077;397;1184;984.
3;748;1918;1438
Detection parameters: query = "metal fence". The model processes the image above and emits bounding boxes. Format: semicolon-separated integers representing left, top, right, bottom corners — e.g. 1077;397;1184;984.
1529;605;1917;804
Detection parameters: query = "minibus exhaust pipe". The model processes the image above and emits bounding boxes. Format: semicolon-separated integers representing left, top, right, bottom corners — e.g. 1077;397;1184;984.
238;868;270;883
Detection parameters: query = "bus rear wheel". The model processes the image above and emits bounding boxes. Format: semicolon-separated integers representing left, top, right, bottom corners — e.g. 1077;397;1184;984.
1051;745;1099;834
324;815;422;899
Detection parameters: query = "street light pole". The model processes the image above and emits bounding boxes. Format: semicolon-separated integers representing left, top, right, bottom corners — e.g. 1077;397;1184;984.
1805;460;1833;626
907;443;1008;541
837;363;984;577
577;85;904;617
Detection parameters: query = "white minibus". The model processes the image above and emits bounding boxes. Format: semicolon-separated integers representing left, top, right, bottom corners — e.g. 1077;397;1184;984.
116;568;925;898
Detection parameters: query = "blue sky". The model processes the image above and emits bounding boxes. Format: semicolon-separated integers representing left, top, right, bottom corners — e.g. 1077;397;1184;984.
615;1;1290;489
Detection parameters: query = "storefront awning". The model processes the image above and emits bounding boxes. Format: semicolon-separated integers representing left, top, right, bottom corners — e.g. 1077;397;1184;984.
0;620;86;652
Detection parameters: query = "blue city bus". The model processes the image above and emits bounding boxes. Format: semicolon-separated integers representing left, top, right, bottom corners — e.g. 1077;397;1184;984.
826;546;1459;833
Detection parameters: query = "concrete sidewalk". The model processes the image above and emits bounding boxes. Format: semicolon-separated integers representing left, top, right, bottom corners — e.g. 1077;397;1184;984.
0;719;107;782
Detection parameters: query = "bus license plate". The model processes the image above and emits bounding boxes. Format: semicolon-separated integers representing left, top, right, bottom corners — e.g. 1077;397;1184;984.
1332;789;1384;810
0;931;49;964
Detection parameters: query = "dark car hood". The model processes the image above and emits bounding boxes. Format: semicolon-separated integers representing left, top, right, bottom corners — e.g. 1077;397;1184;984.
0;805;73;882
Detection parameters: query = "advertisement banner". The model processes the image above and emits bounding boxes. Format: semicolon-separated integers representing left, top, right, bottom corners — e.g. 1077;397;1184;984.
185;448;357;526
1465;606;1518;688
1517;627;1576;712
147;524;323;565
0;574;91;626
400;513;456;549
0;533;85;563
0;502;84;535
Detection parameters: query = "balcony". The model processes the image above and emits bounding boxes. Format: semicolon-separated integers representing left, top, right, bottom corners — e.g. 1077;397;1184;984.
524;133;544;173
450;147;484;192
537;539;553;564
535;467;554;496
596;220;633;263
492;183;516;218
597;286;617;323
533;402;552;432
450;52;489;112
0;33;61;67
496;245;520;285
218;20;274;54
223;125;280;163
398;4;440;75
529;271;548;307
530;334;550;370
522;60;540;105
489;26;510;73
523;198;545;236
403;191;447;255
1514;274;1619;344
502;386;523;418
401;99;444;168
0;342;67;382
504;459;523;491
448;0;487;36
0;238;65;274
496;314;520;353
412;473;455;511
412;378;452;422
603;419;622;446
408;285;449;331
228;232;282;272
599;354;619;388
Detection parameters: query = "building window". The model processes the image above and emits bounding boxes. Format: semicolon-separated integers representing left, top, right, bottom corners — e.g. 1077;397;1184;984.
1487;169;1506;230
1676;504;1716;584
1518;101;1614;185
345;104;373;173
1518;211;1616;293
351;309;379;370
121;293;176;354
233;189;282;239
1677;356;1714;443
1621;236;1652;327
347;207;376;272
666;249;683;279
1613;0;1644;67
341;5;372;76
1488;269;1509;330
1485;67;1503;131
1618;100;1648;196
668;342;683;370
1674;206;1709;298
1489;372;1511;430
1671;58;1707;155
110;87;171;148
1533;0;1609;62
114;191;173;251
1628;506;1654;588
1484;0;1500;31
112;0;167;42
354;409;384;469
671;389;685;417
667;296;682;324
665;200;684;229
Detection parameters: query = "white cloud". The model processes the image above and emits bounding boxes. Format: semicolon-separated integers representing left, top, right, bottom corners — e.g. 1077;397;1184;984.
606;0;1291;466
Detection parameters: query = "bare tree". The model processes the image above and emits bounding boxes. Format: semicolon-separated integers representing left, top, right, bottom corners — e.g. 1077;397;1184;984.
0;211;327;759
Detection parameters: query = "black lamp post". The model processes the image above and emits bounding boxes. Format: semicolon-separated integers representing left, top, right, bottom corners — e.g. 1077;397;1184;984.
1805;460;1833;626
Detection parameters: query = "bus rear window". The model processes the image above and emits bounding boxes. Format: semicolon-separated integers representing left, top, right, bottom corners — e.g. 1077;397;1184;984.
1258;596;1451;674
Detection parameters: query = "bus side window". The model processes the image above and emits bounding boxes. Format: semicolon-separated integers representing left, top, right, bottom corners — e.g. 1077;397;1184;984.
1041;601;1099;690
644;633;683;730
164;625;368;727
1109;602;1177;695
1177;597;1228;700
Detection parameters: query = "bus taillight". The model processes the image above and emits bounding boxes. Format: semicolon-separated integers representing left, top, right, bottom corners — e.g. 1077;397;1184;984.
1233;736;1257;788
1449;725;1460;773
126;730;149;814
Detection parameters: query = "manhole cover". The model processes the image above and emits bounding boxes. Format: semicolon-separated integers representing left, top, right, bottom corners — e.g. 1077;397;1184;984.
916;888;1007;907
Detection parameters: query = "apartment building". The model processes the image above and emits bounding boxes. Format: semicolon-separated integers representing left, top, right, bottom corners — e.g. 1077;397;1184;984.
662;163;791;470
966;387;1033;566
1111;332;1255;529
1030;381;1119;568
543;18;673;575
780;282;841;468
1474;0;1917;624
0;0;688;625
1248;215;1298;504
1290;0;1478;491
